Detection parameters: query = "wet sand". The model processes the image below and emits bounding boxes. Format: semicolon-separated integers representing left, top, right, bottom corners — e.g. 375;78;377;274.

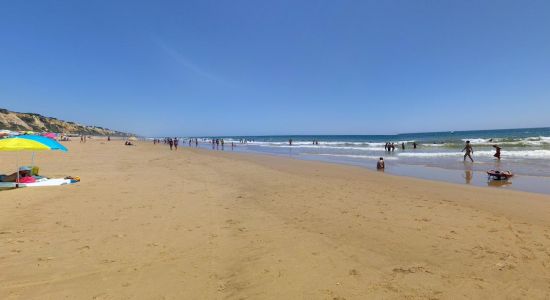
1;140;550;299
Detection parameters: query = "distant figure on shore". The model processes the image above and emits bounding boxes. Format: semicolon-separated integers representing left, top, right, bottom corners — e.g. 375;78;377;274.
289;139;293;146
195;139;198;147
377;157;385;170
493;145;501;160
216;139;220;150
168;138;173;150
413;142;417;149
401;142;405;150
231;142;235;150
462;141;474;162
107;136;111;142
173;138;178;150
221;139;225;150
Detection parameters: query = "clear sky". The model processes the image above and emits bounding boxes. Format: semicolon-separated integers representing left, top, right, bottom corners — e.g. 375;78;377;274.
1;0;549;136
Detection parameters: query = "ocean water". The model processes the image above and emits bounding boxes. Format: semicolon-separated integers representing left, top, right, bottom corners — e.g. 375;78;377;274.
189;127;550;194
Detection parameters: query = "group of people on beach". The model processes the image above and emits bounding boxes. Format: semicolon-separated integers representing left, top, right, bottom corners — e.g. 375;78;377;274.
210;138;235;151
461;141;502;162
384;142;418;151
153;137;179;150
377;140;503;171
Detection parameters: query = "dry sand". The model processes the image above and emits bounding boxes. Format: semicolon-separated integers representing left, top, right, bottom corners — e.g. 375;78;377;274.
1;140;550;299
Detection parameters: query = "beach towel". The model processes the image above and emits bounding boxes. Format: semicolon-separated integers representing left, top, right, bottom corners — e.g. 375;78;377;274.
17;176;36;183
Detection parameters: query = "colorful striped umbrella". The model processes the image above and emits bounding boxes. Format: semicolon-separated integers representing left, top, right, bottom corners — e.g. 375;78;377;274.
0;135;68;152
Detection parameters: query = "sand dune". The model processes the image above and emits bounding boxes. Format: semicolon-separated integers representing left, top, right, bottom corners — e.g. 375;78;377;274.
1;140;550;299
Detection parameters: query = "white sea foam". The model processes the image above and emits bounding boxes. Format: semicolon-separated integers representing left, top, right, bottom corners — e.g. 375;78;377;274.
458;136;550;146
250;141;387;147
398;150;550;159
317;153;399;160
252;143;385;151
462;138;492;144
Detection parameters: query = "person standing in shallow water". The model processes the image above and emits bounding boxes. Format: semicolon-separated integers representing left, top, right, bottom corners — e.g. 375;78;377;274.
462;140;474;162
493;145;502;160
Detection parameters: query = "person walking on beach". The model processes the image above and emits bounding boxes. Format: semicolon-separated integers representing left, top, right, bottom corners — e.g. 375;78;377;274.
221;139;225;150
493;145;501;160
462;141;474;162
168;138;173;150
231;142;235;150
195;139;198;147
173;138;179;150
377;157;385;170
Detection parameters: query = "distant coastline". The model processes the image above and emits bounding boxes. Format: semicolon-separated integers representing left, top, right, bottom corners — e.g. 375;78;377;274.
0;108;132;136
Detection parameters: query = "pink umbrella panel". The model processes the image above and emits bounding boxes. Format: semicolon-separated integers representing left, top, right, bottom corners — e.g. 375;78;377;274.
43;133;57;139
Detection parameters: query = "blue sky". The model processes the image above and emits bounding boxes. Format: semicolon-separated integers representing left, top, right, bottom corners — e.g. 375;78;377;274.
1;0;549;136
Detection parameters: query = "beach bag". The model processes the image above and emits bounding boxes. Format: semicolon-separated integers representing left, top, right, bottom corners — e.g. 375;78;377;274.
17;176;36;184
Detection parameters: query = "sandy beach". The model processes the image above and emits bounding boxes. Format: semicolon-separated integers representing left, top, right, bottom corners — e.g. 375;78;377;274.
2;140;550;299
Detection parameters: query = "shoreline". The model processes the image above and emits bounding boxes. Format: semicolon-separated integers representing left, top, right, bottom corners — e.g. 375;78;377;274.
191;141;550;195
2;141;550;298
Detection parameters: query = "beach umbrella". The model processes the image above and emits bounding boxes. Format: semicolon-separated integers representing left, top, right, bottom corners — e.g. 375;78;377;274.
43;132;57;139
0;135;68;185
128;136;137;141
0;135;68;152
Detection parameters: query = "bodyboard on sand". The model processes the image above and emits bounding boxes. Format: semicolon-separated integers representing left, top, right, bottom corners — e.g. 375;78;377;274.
0;178;73;189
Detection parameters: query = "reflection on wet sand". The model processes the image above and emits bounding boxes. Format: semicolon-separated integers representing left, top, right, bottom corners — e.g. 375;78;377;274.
462;164;474;184
487;179;513;188
463;170;473;184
